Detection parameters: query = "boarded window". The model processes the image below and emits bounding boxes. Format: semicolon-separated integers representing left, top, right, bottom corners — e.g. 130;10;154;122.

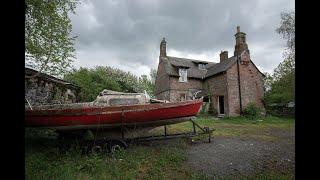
179;68;188;82
109;98;139;106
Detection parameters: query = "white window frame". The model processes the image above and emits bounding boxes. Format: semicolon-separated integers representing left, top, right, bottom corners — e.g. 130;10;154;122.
179;68;188;82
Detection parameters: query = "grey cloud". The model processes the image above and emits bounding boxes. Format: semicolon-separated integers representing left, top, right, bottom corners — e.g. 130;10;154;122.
70;0;294;76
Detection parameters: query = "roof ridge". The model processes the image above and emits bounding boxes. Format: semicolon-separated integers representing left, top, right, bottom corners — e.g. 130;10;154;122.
166;56;215;64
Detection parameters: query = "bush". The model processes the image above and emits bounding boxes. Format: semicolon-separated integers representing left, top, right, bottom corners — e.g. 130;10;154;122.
243;102;262;119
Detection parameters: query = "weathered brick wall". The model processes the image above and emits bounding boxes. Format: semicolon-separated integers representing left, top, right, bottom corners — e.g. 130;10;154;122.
156;90;170;101
169;77;203;101
155;58;170;100
169;77;202;90
239;62;265;110
226;61;265;116
226;64;241;116
25;77;78;106
204;73;228;115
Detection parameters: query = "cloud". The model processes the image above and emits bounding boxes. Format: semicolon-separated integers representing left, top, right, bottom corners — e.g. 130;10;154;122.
70;0;295;77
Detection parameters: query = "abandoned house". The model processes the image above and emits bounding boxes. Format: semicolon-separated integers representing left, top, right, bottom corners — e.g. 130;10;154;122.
155;26;265;116
25;67;80;106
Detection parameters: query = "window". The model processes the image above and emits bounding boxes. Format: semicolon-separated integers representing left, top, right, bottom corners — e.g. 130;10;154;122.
179;68;187;82
198;63;207;69
109;98;140;106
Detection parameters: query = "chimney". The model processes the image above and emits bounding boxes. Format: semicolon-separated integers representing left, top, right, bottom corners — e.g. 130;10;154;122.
160;37;167;57
237;26;240;33
220;51;228;62
234;26;249;56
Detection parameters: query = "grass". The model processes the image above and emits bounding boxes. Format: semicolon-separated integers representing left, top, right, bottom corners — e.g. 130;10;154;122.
148;115;295;142
25;133;207;180
25;115;294;179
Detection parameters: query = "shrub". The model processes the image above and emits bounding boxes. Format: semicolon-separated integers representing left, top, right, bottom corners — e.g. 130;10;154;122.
243;102;262;119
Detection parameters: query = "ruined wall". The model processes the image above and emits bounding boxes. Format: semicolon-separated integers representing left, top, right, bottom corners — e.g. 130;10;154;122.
226;61;265;116
25;77;78;106
204;73;228;115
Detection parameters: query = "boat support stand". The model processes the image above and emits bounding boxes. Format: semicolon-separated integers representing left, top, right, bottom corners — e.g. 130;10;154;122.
128;118;215;143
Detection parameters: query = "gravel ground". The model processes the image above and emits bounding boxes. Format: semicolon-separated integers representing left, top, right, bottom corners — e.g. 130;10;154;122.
187;128;295;179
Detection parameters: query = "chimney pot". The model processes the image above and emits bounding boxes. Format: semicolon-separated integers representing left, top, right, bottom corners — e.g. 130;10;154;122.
220;51;228;62
160;37;167;57
237;26;240;33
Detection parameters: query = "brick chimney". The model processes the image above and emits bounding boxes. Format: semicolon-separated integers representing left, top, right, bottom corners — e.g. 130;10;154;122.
220;51;228;62
234;26;249;56
160;37;167;57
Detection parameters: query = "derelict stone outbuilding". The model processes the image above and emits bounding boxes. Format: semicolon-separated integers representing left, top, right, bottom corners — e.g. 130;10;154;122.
25;67;80;106
155;26;265;117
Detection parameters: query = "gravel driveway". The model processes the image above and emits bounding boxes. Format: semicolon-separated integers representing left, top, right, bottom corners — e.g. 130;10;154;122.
187;128;295;179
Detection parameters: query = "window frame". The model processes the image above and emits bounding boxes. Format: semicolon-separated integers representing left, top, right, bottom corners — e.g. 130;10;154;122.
178;68;188;82
198;63;207;70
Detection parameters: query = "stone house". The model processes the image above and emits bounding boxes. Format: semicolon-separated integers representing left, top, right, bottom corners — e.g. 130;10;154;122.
155;26;265;116
25;67;80;106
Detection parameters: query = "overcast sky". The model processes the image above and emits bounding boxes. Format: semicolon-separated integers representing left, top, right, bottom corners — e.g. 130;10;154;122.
70;0;294;77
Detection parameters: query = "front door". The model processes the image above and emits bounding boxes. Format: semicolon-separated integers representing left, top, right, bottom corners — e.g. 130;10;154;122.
218;96;224;114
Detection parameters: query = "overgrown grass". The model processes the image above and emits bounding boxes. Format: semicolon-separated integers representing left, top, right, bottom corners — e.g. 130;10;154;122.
25;133;207;180
25;115;294;179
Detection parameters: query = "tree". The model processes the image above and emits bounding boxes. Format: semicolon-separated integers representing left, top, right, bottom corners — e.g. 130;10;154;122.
64;66;156;102
63;67;121;102
264;11;295;104
262;72;274;92
276;11;295;61
25;0;78;76
150;68;157;84
138;75;155;98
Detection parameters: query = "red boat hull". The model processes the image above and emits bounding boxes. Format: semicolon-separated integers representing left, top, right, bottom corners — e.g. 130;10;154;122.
25;99;203;130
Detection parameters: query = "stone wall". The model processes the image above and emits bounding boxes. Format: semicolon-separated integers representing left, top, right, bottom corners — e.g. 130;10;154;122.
25;77;78;106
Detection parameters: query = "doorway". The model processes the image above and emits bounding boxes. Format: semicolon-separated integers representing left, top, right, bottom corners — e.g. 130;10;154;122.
218;96;224;114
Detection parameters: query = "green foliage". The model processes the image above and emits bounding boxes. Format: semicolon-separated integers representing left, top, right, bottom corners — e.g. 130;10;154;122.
63;67;121;102
264;11;295;105
26;117;294;179
138;75;155;98
25;137;207;179
150;68;157;84
276;11;295;61
64;66;155;102
25;0;78;76
243;103;262;119
83;130;94;141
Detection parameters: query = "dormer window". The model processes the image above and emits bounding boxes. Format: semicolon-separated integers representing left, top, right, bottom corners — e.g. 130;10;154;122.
179;68;187;82
198;63;207;70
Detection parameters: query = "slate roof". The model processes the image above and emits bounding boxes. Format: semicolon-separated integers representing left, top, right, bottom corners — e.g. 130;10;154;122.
161;56;239;79
25;67;80;89
161;55;264;79
162;56;216;79
205;56;237;78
